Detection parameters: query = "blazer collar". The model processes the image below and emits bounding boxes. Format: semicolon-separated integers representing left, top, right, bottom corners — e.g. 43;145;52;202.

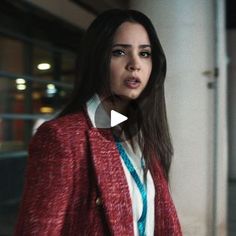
88;127;134;235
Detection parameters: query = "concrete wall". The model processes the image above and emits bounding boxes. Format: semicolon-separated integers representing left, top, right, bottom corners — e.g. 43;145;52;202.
130;0;227;235
228;30;236;180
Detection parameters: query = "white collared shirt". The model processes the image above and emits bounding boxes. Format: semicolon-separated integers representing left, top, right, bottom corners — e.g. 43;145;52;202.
86;94;155;236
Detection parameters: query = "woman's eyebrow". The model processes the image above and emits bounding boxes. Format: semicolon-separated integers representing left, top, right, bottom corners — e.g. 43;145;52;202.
112;44;151;48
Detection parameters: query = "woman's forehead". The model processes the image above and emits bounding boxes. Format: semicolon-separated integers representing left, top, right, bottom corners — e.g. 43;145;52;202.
113;22;150;45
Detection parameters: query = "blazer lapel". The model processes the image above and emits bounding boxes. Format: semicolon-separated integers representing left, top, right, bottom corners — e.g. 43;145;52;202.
88;128;134;235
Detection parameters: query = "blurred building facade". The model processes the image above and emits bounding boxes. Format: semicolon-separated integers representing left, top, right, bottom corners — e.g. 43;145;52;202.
0;0;233;235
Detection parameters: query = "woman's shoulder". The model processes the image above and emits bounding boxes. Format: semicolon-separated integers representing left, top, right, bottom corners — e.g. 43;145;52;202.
35;110;91;139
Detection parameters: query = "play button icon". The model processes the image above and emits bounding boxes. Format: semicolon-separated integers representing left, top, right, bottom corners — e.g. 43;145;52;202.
93;95;141;141
110;110;128;127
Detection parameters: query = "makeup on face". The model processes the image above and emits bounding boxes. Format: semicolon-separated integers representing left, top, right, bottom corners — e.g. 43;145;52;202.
110;22;152;101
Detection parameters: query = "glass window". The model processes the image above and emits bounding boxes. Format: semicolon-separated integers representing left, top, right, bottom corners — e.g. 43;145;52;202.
61;53;76;84
31;82;72;114
0;77;72;114
0;44;75;155
0;77;26;114
0;36;24;74
32;47;54;79
0;3;82;234
0;118;33;153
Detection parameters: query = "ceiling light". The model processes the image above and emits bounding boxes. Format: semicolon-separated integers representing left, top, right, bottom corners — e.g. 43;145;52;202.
46;83;57;96
16;78;26;84
47;84;55;90
40;106;54;113
37;63;51;70
17;84;26;90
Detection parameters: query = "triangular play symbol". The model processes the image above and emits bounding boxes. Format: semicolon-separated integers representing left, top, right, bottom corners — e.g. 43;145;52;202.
110;110;128;127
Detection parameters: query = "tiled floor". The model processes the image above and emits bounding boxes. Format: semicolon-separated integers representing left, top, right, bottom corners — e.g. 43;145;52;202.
0;182;235;236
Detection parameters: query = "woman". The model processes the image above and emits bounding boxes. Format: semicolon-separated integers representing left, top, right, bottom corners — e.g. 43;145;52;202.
15;9;182;236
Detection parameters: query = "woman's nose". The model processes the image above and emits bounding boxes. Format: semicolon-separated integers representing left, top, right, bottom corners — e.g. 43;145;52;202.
126;56;141;71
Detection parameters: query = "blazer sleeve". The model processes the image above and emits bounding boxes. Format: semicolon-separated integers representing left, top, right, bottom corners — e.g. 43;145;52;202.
14;122;74;235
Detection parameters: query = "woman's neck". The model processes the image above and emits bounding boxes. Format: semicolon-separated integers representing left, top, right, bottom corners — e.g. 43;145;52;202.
100;94;130;115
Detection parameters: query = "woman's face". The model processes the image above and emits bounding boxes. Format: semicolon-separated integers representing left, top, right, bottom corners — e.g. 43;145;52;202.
110;22;152;101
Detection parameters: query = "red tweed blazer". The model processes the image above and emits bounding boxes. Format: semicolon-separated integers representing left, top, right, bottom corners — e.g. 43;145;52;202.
15;111;182;236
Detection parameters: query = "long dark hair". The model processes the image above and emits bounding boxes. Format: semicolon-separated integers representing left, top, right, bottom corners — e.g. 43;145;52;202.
60;9;173;180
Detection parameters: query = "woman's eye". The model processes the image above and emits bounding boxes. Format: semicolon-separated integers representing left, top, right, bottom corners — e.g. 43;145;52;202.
140;51;152;58
112;49;125;57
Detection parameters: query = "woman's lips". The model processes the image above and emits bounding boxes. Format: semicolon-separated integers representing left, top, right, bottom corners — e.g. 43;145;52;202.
124;77;141;89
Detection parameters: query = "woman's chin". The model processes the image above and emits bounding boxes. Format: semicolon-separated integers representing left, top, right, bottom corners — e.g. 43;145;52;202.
115;93;140;101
